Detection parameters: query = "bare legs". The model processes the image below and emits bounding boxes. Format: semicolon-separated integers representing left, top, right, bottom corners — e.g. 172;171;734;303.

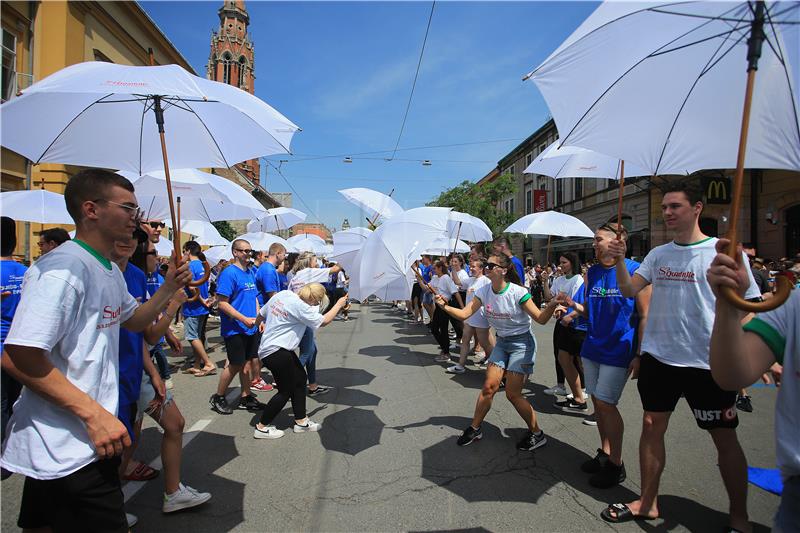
470;365;538;432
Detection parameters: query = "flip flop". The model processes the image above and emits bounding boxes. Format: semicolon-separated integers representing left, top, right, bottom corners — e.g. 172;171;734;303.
123;462;159;481
194;368;217;377
181;367;200;374
600;503;657;523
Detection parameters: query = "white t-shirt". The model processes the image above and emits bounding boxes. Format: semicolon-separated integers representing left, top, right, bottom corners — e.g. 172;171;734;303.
288;267;331;293
451;269;469;289
430;274;458;300
474;282;532;337
550;274;583;299
637;237;759;369
336;271;347;289
743;290;799;478
257;290;325;358
463;275;491;329
0;241;138;480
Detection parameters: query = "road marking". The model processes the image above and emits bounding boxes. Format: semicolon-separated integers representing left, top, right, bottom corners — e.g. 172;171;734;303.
123;418;213;502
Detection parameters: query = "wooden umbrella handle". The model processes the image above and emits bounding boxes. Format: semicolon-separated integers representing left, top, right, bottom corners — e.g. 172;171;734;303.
187;261;211;287
720;271;794;313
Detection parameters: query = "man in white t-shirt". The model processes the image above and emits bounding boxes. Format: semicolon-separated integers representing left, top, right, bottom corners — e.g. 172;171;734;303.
600;183;758;532
706;239;798;533
0;169;191;532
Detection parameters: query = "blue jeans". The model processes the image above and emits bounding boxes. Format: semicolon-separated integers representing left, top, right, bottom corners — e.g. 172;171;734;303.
150;344;170;380
298;327;317;384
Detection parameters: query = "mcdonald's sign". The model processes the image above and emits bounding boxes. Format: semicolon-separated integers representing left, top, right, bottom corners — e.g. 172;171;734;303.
701;176;731;204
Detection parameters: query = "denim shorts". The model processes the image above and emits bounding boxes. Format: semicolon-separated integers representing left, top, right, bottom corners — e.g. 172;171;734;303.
184;314;207;341
583;357;630;405
136;371;173;422
489;331;536;375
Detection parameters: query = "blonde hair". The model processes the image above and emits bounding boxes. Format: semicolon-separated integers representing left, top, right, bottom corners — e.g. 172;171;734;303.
292;251;316;274
298;282;328;309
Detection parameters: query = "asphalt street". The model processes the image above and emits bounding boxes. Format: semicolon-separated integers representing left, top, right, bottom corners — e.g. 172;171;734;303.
1;303;781;532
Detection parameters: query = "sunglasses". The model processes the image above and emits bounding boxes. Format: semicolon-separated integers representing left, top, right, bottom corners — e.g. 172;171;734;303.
235;248;253;255
148;221;166;230
485;262;500;270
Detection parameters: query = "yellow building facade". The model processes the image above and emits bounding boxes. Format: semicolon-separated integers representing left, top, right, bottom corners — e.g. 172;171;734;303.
1;1;194;261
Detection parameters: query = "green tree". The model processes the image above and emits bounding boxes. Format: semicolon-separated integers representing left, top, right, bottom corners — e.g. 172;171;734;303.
426;173;516;237
212;220;236;241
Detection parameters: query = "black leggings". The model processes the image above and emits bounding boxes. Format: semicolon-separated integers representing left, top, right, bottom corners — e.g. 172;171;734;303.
259;348;307;425
430;306;451;354
553;322;584;387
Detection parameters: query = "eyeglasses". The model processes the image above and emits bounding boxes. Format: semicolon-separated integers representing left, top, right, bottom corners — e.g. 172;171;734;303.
93;198;144;223
148;221;166;230
485;262;500;270
235;248;253;255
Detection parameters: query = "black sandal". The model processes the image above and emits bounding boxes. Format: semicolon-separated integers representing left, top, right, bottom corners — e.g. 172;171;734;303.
600;503;657;523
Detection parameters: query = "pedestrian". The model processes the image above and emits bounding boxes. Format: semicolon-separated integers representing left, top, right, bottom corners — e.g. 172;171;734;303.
182;240;216;377
434;253;560;450
252;284;349;439
0;168;190;532
252;242;288;392
425;260;464;363
36;227;70;256
209;239;264;415
492;236;525;283
446;257;495;374
418;255;435;324
599;182;759;531
707;238;799;533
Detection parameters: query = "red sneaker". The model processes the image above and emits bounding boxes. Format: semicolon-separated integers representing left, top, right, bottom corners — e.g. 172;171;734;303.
250;378;274;392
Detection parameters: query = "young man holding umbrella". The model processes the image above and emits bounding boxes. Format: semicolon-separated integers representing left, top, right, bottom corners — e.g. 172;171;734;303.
600;183;758;532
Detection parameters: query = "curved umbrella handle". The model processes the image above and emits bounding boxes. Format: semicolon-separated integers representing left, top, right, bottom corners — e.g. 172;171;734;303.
185;286;200;303
719;272;794;313
187;261;211;288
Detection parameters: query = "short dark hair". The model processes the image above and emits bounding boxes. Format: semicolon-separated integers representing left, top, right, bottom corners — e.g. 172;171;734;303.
1;216;17;256
183;240;202;256
597;221;629;241
64;169;135;224
40;228;71;246
662;180;703;206
492;236;511;249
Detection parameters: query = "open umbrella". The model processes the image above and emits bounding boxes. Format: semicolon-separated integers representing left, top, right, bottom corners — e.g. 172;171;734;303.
288;235;327;255
339;187;404;227
164;220;229;247
422;237;470;256
329;228;372;273
505;211;595;264
246;207;307;233
0;189;73;224
1;61;299;289
233;232;292;253
524;1;798;310
446;211;493;243
202;245;232;266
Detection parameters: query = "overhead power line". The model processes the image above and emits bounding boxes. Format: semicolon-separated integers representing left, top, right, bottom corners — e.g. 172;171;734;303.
263;159;324;225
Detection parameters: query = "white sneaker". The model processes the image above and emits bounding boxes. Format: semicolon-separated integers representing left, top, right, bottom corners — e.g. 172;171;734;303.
254;425;285;439
293;420;322;433
126;513;138;527
434;354;451;363
543;384;567;396
446;364;466;374
162;483;212;513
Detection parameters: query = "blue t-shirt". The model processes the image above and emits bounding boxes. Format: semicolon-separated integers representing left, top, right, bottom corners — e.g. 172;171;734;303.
146;271;166;346
511;256;525;285
278;272;288;291
571;282;588;332
216;264;258;337
255;261;280;305
119;264;147;437
580;258;640;368
420;263;433;283
182;259;209;317
1;260;28;352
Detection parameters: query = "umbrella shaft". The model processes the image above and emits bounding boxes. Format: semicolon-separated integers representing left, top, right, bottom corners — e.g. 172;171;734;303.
747;2;766;71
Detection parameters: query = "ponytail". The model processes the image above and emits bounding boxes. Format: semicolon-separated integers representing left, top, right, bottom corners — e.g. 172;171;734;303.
492;255;522;285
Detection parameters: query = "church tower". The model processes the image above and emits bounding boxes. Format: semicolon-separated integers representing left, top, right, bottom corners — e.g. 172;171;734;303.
207;0;260;184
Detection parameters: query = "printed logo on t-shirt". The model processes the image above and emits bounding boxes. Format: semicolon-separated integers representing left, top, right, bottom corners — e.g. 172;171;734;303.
590;286;622;298
656;266;697;283
269;300;289;319
98;305;123;329
483;303;512;320
0;274;24;295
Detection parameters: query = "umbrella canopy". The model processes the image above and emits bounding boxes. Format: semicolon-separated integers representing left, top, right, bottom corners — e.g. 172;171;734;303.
524;141;652;180
233;232;292;253
246;207;307;233
446;211;492;242
329;228;372;273
422;237;470;256
525;1;800;174
504;211;594;238
1;62;300;173
288;235;327;255
0;189;73;224
339;188;404;223
348;207;452;301
202;245;232;265
165;219;229;247
154;237;174;257
287;233;326;246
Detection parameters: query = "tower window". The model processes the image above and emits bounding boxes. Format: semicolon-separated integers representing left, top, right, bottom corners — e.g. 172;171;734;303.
222;52;232;84
238;56;246;87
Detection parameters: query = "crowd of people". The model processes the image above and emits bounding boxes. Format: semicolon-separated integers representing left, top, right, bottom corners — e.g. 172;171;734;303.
0;168;796;532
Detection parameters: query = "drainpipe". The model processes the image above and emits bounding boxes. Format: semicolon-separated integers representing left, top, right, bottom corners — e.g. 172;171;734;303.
23;1;37;264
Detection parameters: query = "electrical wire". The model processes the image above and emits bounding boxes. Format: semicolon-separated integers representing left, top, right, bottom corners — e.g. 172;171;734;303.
263;159;325;225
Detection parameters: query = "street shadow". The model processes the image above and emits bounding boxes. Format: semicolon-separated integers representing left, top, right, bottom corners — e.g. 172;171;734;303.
446;369;486;390
372;317;408;324
125;430;245;532
317;387;381;407
631;495;771;532
394;335;436;346
319;406;385;456
526;381;591;419
314;367;376;388
248;404;328;428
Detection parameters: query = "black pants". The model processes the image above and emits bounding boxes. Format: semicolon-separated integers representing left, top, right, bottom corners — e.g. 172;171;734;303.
1;369;22;444
260;348;307;425
553;322;584;387
430;306;451;354
448;294;465;341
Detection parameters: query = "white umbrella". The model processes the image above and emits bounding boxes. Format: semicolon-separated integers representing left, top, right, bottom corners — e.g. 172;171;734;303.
202;245;232;265
289;236;327;255
524;1;798;310
154;238;174;257
287;233;326;245
422;237;470;256
348;207;452;301
0;189;73;224
329;228;372;273
165;219;229;247
505;211;594;238
446;211;492;243
234;232;292;253
525;141;651;181
339;187;404;226
247;207;307;233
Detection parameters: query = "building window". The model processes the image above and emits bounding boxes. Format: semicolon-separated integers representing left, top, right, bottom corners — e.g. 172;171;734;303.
539;143;547;155
222;52;232;84
93;49;113;63
2;28;16;102
525;152;532;168
574;178;583;199
504;198;515;214
525;186;532;214
506;164;515;177
238;56;246;87
556;179;563;206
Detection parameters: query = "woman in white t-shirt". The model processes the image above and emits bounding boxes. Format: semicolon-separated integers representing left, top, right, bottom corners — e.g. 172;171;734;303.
252;283;348;439
446;257;495;374
427;261;464;362
435;254;559;451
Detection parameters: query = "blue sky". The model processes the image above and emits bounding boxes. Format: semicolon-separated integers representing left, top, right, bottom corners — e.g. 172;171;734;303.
140;1;598;231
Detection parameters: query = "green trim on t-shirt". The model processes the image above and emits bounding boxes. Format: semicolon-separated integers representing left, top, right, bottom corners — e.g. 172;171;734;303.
674;236;714;247
493;282;510;295
74;239;112;271
743;318;785;365
518;293;532;305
